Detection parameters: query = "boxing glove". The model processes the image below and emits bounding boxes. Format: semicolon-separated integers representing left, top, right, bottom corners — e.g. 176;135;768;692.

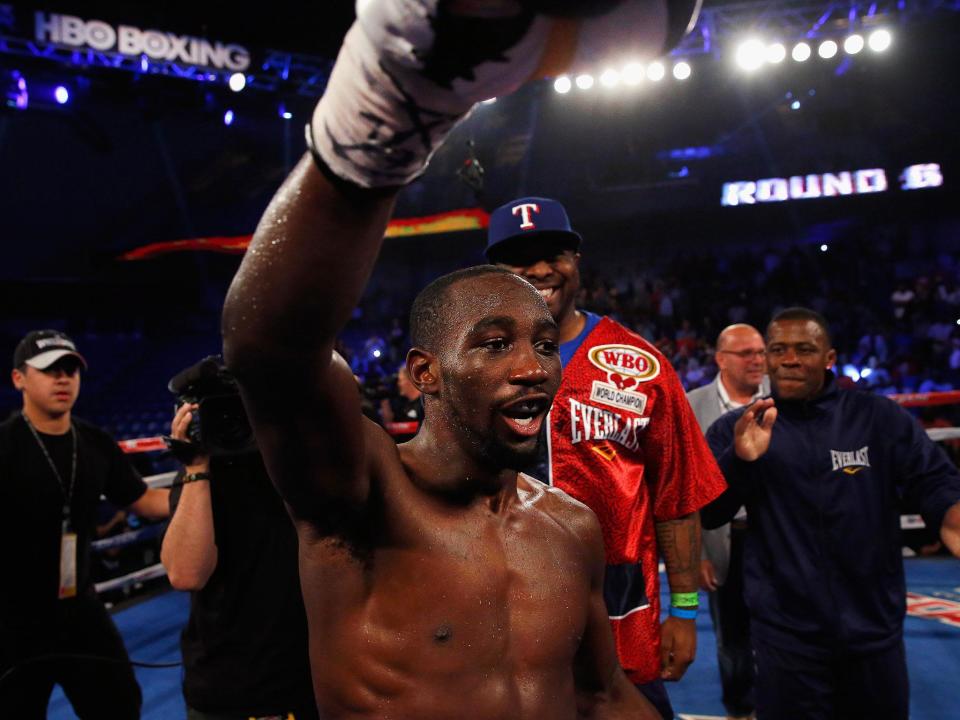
309;0;701;188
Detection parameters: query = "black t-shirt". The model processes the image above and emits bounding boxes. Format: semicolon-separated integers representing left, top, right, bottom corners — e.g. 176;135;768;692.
170;453;317;717
0;414;146;629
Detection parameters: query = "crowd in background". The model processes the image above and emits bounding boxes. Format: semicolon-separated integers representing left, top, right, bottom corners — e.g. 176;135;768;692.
3;226;959;708
345;230;960;403
4;229;960;442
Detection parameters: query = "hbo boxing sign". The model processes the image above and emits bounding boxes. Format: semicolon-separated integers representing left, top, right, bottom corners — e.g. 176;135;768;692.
34;12;251;72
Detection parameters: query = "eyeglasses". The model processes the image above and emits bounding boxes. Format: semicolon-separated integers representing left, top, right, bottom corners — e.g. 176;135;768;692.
718;349;766;359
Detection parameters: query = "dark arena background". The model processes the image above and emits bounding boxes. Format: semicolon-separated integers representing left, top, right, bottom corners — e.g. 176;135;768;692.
1;1;959;718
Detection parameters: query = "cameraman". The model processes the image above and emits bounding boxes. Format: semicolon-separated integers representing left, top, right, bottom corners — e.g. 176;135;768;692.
160;360;317;720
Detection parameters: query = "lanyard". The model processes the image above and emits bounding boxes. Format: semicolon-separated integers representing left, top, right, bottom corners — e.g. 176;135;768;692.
22;412;78;532
716;384;738;415
716;380;764;414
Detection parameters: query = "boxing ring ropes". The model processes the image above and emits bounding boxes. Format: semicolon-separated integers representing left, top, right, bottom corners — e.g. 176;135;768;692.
94;392;960;598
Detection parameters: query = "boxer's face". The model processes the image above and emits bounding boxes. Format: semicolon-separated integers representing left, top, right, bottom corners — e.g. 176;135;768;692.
766;320;835;401
436;274;560;469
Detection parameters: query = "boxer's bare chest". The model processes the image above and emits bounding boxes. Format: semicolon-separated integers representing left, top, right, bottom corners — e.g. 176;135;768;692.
297;483;590;716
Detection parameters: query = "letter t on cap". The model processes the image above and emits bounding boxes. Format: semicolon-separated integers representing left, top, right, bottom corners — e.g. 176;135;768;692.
512;203;540;229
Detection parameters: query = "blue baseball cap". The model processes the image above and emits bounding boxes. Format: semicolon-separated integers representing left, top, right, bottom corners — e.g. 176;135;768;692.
484;197;582;263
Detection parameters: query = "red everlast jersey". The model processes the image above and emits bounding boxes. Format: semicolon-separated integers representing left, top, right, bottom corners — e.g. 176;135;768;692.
547;316;727;684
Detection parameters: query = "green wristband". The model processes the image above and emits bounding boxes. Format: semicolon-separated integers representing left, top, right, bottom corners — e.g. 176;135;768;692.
670;592;699;608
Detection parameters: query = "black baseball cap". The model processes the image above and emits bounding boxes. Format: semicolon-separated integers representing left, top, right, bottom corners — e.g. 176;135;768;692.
13;330;88;371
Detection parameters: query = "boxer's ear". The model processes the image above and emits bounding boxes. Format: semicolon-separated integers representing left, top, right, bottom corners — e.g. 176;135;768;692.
407;349;439;395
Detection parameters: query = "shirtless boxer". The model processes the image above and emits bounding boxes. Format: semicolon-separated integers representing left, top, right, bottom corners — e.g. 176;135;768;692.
223;2;698;717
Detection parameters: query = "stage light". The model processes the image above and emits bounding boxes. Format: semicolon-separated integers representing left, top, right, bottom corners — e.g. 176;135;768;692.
373;349;382;359
818;40;838;59
673;62;691;80
736;39;766;71
575;74;594;90
54;86;69;105
844;34;864;55
622;62;644;85
223;109;234;126
842;364;861;382
792;42;811;62
791;100;801;110
16;76;28;109
647;62;665;81
860;368;873;379
820;244;828;252
766;43;786;64
868;29;892;52
5;71;29;110
600;68;621;88
228;72;246;92
554;75;572;94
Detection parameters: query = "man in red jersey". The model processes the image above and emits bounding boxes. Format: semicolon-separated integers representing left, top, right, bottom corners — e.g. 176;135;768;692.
486;196;728;719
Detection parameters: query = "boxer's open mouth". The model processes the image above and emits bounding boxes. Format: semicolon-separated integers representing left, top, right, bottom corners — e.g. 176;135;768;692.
498;395;550;438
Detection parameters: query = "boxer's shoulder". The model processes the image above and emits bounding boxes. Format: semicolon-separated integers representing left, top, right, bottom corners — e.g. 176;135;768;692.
520;473;602;545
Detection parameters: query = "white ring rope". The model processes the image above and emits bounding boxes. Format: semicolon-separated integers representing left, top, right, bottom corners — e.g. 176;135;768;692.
94;563;168;594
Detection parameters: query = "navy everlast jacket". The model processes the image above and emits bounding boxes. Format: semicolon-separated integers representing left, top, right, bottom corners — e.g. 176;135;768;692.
703;372;960;653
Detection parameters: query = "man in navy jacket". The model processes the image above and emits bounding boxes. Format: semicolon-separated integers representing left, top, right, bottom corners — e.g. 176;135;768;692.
702;307;960;720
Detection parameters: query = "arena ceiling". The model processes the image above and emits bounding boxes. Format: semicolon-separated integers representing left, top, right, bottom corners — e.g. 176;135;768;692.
1;1;957;295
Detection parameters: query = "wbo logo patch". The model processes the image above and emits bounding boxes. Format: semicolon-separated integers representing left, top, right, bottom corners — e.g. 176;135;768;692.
588;344;660;383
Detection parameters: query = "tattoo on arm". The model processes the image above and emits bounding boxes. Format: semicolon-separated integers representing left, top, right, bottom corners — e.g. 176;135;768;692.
655;512;700;594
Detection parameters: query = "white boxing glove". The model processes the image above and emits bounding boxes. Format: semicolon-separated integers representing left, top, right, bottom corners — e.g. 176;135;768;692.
310;0;684;188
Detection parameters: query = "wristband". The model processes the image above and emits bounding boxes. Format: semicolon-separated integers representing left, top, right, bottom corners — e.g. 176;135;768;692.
182;472;210;485
670;592;699;608
163;435;203;466
669;606;698;620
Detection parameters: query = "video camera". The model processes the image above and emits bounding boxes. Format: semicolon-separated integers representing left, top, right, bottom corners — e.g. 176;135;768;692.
167;356;256;457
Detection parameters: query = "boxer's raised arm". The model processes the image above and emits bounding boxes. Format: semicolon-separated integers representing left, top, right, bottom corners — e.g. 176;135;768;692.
222;156;398;522
221;0;697;528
